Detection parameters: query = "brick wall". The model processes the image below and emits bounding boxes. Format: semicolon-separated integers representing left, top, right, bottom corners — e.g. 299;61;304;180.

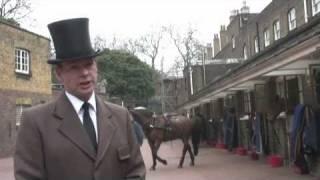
0;21;51;94
214;0;306;60
0;21;51;157
0;89;51;157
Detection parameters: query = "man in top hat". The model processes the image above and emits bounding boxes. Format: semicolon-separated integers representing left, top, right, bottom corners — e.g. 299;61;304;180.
14;18;146;180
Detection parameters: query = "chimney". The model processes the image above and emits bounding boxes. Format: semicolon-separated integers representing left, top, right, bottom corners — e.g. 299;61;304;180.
213;34;220;56
240;0;250;14
220;25;228;50
230;9;239;22
240;0;250;27
206;43;213;59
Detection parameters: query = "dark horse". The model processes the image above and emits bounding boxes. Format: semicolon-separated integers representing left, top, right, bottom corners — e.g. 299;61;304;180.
130;109;202;170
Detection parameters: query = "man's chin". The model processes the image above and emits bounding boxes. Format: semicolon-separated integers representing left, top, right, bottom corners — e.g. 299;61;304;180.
77;89;94;99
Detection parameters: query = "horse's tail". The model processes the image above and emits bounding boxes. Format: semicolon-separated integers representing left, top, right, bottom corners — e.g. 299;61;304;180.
191;116;202;156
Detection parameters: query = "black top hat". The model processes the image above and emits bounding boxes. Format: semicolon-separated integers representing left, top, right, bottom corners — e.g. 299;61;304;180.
47;18;100;64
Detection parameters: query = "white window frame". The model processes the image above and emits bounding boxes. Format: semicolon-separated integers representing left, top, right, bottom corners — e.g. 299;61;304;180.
264;29;270;47
232;36;235;49
15;48;30;75
16;104;31;128
273;20;280;41
243;45;248;60
288;8;297;31
312;0;320;16
16;105;24;127
254;37;259;53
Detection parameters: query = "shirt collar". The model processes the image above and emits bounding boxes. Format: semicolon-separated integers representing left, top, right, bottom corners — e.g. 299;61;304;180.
65;91;97;114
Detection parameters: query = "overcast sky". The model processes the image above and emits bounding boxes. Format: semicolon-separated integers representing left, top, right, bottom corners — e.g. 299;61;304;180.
23;0;272;71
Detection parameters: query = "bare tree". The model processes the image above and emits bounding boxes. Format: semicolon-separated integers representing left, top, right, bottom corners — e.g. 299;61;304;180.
93;35;126;52
107;35;120;50
0;0;31;22
166;25;202;68
165;25;203;95
137;29;163;69
167;57;184;77
93;35;107;51
122;38;140;56
93;35;141;58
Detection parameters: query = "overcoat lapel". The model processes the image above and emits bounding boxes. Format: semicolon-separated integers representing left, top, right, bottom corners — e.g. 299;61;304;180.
95;97;117;168
54;93;96;160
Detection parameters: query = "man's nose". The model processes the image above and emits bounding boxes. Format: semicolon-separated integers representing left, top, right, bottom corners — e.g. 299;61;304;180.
80;67;89;75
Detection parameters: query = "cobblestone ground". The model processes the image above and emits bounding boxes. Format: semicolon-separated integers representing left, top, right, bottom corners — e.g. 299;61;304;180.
0;157;13;180
143;140;318;180
0;140;318;180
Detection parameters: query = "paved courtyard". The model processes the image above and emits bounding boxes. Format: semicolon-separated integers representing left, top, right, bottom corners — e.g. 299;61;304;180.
0;139;318;180
0;157;13;180
143;140;317;180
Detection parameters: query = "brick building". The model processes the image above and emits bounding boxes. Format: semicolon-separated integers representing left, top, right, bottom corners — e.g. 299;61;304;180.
0;20;51;157
180;0;320;176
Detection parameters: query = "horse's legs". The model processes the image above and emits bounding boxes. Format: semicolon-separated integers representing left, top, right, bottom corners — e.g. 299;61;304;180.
178;143;188;168
149;139;167;170
153;140;167;165
187;143;195;166
148;140;157;171
156;154;167;165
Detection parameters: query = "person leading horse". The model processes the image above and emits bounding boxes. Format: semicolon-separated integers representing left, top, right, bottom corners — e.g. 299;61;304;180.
130;108;202;170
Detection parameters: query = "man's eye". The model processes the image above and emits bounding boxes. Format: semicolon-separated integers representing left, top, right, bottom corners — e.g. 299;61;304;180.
86;62;93;67
69;66;78;70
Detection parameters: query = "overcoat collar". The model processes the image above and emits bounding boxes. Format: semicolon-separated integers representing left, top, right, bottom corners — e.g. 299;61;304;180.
53;93;117;165
95;97;117;168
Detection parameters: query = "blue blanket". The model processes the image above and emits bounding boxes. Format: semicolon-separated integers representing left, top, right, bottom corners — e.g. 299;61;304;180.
252;112;262;152
290;104;305;160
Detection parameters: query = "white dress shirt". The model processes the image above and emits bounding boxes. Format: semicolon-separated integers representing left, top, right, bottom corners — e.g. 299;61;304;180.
65;91;98;142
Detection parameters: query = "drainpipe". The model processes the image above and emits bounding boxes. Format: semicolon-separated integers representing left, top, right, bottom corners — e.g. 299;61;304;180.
202;48;206;87
189;65;194;95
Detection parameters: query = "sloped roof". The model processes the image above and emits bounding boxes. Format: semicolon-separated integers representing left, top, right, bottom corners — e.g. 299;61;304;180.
0;19;49;40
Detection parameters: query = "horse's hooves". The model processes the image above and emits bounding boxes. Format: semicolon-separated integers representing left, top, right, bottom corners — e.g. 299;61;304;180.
150;167;156;171
178;165;183;168
190;162;195;166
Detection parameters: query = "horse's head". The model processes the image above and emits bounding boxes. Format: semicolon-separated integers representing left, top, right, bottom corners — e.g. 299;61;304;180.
129;109;154;130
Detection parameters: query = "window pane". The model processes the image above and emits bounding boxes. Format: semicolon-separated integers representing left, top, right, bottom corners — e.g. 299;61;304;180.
243;45;247;60
288;8;296;31
254;37;259;53
16;106;23;127
273;20;280;40
264;30;270;47
314;0;320;14
232;36;235;49
16;105;30;127
15;49;30;74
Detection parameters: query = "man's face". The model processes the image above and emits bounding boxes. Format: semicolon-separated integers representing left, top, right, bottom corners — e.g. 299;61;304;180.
56;58;98;101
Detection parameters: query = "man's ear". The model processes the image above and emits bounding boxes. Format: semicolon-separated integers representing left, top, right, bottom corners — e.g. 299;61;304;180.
55;66;63;82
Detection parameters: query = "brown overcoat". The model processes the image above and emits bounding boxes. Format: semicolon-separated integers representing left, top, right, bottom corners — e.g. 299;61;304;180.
14;93;146;180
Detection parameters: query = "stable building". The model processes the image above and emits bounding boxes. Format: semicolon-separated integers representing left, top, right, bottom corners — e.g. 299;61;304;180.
180;0;320;176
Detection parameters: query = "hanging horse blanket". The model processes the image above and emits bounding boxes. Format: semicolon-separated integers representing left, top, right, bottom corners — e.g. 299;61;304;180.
290;104;320;174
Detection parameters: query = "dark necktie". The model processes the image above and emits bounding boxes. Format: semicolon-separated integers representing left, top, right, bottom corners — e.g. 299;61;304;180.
82;102;97;151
